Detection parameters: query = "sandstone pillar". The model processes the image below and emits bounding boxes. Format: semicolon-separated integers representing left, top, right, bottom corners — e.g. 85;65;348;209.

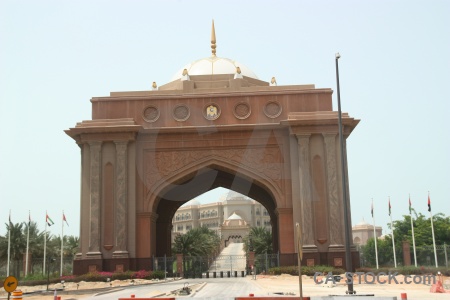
113;141;129;258
403;241;411;266
136;212;158;258
87;141;102;258
323;133;344;250
296;134;317;251
275;208;294;253
176;253;183;277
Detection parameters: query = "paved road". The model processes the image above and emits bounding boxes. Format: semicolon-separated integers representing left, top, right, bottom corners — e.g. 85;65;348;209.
28;275;448;300
81;277;266;300
193;277;267;299
209;242;246;272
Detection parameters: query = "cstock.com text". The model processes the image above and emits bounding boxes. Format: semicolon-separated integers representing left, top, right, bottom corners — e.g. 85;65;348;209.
313;272;436;285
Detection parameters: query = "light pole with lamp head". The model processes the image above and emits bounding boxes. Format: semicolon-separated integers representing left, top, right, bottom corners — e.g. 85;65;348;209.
335;52;355;295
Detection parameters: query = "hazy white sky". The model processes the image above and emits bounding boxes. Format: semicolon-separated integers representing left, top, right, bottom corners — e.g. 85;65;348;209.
1;0;449;239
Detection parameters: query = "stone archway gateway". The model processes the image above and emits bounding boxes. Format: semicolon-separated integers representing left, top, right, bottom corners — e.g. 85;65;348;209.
65;22;360;275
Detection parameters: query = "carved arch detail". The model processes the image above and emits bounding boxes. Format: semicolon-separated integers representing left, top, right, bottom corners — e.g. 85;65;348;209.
144;155;283;212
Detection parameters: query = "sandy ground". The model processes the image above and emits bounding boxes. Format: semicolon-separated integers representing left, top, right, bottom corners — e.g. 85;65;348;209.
253;274;450;299
0;279;156;299
2;274;450;299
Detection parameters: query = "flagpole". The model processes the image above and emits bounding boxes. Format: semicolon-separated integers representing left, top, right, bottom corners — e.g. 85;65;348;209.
389;197;397;268
61;210;64;276
44;211;47;275
25;210;30;276
7;210;11;277
296;222;303;299
429;192;438;267
409;195;417;267
371;199;379;269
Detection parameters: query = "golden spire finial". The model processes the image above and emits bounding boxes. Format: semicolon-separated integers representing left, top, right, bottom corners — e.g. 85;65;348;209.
211;19;217;56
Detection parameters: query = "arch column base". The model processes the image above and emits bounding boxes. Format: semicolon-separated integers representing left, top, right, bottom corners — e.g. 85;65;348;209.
86;251;102;259
328;244;345;252
112;250;129;259
327;249;360;271
104;257;131;272
73;257;103;275
302;245;318;252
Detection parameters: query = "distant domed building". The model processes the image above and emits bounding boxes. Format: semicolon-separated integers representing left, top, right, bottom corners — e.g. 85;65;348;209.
172;191;271;247
221;212;250;247
352;218;382;245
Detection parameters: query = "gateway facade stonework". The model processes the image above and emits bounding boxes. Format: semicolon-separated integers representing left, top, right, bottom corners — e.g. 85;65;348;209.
65;25;360;274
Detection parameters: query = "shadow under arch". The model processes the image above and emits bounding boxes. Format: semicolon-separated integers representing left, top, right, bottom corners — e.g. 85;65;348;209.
150;159;281;256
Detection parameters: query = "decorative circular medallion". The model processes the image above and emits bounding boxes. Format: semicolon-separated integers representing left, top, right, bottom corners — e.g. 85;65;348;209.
173;104;190;121
203;103;221;120
263;101;282;118
233;102;251;120
142;105;160;123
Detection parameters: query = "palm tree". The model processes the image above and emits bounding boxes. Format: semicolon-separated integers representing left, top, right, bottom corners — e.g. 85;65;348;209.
173;226;220;257
65;235;80;258
244;227;273;254
0;222;26;260
0;222;26;276
22;221;45;258
172;226;220;273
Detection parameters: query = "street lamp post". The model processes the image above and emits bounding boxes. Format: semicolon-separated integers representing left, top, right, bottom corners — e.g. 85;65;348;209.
46;257;55;291
335;52;355;295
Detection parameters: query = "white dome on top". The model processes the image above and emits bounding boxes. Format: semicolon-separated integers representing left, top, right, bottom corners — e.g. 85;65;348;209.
357;218;370;226
227;212;243;220
171;56;259;81
181;199;200;207
222;190;248;201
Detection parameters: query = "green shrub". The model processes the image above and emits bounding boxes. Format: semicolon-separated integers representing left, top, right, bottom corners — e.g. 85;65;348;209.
76;271;104;282
19;278;60;286
151;270;165;279
112;270;134;281
22;273;47;281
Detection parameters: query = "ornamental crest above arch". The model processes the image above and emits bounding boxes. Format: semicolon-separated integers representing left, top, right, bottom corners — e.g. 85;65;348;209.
144;146;283;191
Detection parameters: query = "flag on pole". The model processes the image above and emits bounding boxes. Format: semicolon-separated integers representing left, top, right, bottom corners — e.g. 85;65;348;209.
63;213;69;226
28;211;31;226
388;198;392;216
46;213;55;226
388;197;397;268
9;211;12;225
409;196;412;215
428;192;438;267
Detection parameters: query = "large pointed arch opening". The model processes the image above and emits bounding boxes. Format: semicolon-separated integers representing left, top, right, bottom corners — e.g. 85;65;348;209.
152;162;280;256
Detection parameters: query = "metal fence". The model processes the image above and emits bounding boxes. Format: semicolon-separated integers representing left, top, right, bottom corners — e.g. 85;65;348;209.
414;244;449;267
0;257;74;279
178;253;280;278
254;253;279;274
358;243;449;268
152;255;176;278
